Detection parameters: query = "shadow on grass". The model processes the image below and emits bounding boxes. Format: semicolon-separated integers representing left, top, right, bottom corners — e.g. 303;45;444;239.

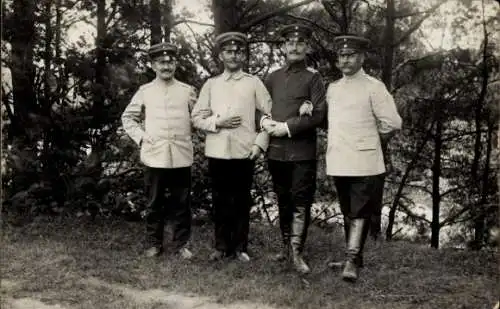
2;215;498;309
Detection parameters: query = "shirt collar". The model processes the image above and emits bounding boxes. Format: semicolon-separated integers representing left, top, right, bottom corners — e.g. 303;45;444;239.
222;69;244;81
285;60;307;72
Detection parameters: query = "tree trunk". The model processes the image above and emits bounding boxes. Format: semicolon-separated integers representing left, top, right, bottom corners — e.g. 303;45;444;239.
474;120;494;248
163;0;173;41
11;0;36;136
340;0;350;33
54;0;63;99
10;0;37;196
470;4;490;249
42;0;56;186
90;0;107;171
212;0;240;34
150;0;162;44
43;0;53;109
55;0;62;61
382;0;395;90
431;100;443;249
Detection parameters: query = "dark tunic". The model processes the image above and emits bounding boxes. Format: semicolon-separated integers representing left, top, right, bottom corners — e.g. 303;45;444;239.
263;61;327;161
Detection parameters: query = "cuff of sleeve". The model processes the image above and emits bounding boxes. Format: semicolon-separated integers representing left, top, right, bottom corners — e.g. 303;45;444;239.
207;115;220;133
260;115;271;130
285;123;291;138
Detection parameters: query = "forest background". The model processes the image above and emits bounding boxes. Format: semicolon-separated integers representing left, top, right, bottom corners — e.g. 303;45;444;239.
1;0;499;251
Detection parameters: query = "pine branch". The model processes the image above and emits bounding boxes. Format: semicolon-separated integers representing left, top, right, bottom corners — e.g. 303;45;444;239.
172;19;215;28
240;0;316;31
284;14;339;36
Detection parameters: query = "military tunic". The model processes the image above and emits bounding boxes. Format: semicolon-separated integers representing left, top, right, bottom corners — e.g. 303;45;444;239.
264;62;327;161
121;78;196;168
192;70;272;158
326;69;402;176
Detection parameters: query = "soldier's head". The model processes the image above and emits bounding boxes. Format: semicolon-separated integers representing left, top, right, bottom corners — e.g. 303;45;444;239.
334;35;370;76
148;42;178;81
215;32;247;72
278;24;312;63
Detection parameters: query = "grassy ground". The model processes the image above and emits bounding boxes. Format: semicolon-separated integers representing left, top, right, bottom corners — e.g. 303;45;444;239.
1;215;498;309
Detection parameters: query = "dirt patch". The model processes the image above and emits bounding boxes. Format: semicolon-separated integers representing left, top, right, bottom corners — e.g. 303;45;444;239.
83;277;284;309
2;280;72;309
5;297;71;309
1;279;20;292
2;277;282;309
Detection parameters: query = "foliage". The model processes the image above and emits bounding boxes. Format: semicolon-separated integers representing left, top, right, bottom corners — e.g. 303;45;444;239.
1;0;499;249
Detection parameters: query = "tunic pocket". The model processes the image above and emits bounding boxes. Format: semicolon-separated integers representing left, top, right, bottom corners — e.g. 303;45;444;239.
355;135;379;151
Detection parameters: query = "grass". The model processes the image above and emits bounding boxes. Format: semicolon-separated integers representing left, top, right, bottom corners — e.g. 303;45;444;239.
1;215;499;309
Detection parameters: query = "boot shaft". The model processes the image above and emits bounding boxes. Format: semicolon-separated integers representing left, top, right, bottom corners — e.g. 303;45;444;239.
346;218;369;265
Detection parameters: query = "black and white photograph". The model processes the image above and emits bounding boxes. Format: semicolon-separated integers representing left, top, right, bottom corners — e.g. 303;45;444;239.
1;0;499;308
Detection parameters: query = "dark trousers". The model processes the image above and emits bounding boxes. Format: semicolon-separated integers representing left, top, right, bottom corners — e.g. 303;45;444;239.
209;158;254;255
145;166;192;250
333;174;385;264
268;160;316;253
333;174;385;220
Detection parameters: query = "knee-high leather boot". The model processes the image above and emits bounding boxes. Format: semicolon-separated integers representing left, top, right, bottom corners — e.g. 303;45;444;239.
343;216;351;245
328;216;351;269
347;216;364;268
290;206;311;274
273;205;292;262
342;218;369;282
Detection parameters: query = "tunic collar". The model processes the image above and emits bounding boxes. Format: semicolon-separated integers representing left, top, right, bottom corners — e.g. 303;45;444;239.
153;77;177;87
342;68;365;81
222;69;245;81
285;60;307;72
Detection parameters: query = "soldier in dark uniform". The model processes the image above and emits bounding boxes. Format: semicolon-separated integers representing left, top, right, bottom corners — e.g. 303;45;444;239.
260;24;327;274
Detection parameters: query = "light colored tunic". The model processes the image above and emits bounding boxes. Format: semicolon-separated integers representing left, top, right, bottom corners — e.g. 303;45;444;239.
191;70;272;159
121;78;196;168
326;69;402;176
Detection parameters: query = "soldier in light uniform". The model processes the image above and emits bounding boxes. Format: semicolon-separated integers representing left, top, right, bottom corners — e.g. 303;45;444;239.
191;32;272;262
121;42;199;259
325;35;402;281
260;24;327;274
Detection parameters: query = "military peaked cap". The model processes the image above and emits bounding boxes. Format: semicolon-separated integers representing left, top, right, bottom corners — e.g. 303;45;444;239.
334;35;371;52
215;32;247;51
148;42;178;59
278;24;313;40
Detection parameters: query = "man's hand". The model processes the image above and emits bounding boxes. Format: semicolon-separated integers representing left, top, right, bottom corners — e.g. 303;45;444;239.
216;115;242;129
261;117;277;132
268;122;289;137
299;100;313;116
248;145;262;160
140;133;159;146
